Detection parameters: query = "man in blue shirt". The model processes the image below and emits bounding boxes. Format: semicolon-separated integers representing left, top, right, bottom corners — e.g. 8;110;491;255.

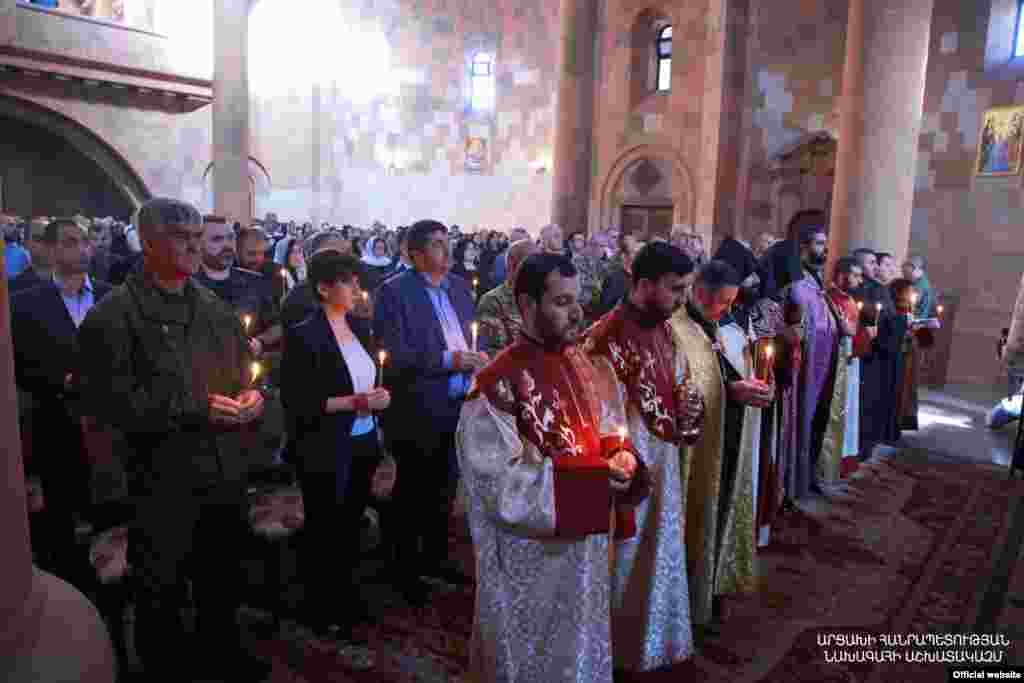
4;218;30;279
374;220;488;604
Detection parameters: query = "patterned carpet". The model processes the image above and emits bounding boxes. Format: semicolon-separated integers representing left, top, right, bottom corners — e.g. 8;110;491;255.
252;450;1024;682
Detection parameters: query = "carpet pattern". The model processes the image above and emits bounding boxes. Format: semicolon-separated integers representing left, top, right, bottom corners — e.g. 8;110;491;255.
254;450;1024;682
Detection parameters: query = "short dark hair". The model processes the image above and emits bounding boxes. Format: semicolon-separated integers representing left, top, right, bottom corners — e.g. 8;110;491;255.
308;230;347;256
514;253;577;312
308;250;363;302
875;251;894;262
834;256;861;276
137;197;202;241
890;278;914;299
798;224;826;245
43;218;83;244
631;242;694;286
694;260;741;293
852;248;876;263
407;220;447;254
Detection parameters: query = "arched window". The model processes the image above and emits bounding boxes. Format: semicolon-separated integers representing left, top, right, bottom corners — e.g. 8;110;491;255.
1015;0;1024;57
656;25;672;92
470;52;496;112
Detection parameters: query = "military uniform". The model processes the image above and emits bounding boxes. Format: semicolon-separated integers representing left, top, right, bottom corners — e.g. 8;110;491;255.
76;271;259;677
573;254;603;321
476;281;522;353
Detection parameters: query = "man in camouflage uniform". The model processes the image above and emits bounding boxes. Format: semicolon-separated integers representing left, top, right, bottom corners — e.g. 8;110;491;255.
476;238;536;353
571;235;604;323
77;198;271;682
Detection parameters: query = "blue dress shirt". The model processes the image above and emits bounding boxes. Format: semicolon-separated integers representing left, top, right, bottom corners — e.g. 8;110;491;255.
52;273;95;327
5;243;30;279
419;271;472;399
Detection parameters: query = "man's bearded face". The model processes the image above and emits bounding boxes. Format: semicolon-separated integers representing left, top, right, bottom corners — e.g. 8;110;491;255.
535;272;583;346
202;224;236;270
643;272;689;321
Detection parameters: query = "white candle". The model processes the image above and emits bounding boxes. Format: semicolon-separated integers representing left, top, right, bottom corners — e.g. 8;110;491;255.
243;315;252;334
377;350;387;387
471;322;479;352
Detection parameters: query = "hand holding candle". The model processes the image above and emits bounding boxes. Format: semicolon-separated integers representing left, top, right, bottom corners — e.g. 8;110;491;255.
377;350;387;387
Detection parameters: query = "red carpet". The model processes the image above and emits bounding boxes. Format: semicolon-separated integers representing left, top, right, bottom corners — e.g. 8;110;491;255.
256;451;1024;682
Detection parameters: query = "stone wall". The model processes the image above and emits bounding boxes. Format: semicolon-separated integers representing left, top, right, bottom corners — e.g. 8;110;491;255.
0;114;133;217
242;0;559;231
908;0;1024;386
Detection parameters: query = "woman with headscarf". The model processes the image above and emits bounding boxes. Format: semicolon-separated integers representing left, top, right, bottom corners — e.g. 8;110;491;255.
361;236;393;292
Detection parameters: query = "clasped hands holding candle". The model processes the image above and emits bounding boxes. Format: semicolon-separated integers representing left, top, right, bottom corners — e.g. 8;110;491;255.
608;426;639;493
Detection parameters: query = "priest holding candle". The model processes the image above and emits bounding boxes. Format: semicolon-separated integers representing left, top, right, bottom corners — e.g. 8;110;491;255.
670;260;774;633
456;253;649;683
827;258;876;478
583;242;704;671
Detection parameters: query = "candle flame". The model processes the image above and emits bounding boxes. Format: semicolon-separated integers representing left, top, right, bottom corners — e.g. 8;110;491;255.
280;268;287;279
251;362;261;382
766;344;774;359
378;350;387;365
857;301;863;311
618;426;626;440
937;305;944;315
243;314;252;330
876;302;882;311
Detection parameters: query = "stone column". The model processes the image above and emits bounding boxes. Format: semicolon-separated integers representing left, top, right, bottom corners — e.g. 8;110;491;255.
213;0;251;226
0;254;115;682
551;0;597;233
311;81;321;228
826;0;934;272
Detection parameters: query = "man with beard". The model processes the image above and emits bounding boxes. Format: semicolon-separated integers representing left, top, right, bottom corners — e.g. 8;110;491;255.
851;248;905;458
826;257;876;478
784;226;843;498
583;242;704;671
194;219;275;358
670;261;773;632
456;253;649;683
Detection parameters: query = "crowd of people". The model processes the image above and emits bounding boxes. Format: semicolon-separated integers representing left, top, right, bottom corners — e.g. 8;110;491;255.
3;202;940;682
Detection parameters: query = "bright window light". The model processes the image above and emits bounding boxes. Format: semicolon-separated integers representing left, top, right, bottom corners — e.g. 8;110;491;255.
1016;2;1024;57
249;0;395;103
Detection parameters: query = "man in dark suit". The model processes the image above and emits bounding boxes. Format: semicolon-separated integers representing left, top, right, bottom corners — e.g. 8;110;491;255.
11;218;113;591
374;220;488;603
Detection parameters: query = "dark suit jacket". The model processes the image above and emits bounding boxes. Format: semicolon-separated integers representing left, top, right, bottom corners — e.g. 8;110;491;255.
280;307;377;483
12;278;112;480
8;267;48;296
373;269;476;435
12;279;113;401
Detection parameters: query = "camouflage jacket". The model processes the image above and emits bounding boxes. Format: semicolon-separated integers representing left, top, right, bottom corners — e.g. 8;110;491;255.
573;254;603;316
476;281;523;354
76;271;253;489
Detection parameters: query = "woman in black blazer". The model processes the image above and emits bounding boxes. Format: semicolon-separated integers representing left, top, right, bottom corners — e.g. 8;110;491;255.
280;250;390;643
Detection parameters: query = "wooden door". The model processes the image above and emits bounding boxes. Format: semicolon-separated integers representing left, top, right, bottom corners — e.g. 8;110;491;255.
621;205;674;240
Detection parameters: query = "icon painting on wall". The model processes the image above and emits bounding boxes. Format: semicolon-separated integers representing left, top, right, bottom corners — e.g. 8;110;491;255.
465;137;488;173
976;106;1024;177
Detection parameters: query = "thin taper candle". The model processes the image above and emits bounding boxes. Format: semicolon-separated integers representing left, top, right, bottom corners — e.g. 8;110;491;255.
471;322;479;352
377;350;387;387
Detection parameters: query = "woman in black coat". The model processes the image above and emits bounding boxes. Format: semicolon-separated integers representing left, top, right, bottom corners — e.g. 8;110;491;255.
280;250;390;643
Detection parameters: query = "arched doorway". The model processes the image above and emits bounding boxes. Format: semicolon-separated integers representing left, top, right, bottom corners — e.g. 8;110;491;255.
0;95;149;216
598;145;695;238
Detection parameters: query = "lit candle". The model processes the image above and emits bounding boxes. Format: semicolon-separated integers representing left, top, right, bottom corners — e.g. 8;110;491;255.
377;350;387;388
857;301;863;312
472;276;479;296
250;361;262;387
910;293;918;322
243;314;252;335
472;321;479;352
763;344;774;383
937;304;944;318
618;425;626;450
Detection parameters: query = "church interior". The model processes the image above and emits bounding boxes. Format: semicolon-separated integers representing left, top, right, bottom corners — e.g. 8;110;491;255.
2;0;1024;681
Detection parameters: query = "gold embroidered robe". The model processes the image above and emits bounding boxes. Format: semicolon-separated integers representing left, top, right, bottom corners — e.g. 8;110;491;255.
670;308;758;627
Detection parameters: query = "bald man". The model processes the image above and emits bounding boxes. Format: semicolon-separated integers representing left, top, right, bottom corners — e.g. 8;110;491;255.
476;238;538;352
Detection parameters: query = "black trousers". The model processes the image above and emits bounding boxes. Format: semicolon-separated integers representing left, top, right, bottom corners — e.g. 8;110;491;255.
389;429;459;582
128;479;250;676
297;431;381;630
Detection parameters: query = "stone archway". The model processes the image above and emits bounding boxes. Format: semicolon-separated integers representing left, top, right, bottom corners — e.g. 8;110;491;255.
0;95;150;210
597;144;696;236
200;157;272;218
